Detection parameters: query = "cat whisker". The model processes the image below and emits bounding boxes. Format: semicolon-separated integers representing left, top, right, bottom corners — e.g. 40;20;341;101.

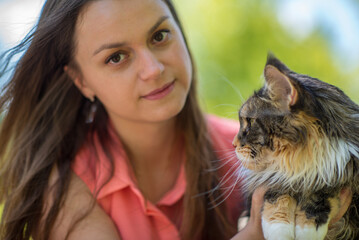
222;112;241;119
192;184;221;198
216;72;245;104
215;148;240;156
207;168;243;209
213;148;238;157
197;157;241;197
208;151;237;164
209;150;238;165
199;161;242;200
205;157;236;172
217;161;242;186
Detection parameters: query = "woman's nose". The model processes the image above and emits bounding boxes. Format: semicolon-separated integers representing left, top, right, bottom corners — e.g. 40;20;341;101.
138;49;164;81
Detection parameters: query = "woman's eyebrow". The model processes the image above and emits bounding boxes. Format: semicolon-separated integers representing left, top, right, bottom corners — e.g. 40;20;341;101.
147;15;169;35
92;15;170;56
93;42;126;56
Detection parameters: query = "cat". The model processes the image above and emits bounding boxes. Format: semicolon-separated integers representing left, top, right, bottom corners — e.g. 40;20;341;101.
232;54;359;240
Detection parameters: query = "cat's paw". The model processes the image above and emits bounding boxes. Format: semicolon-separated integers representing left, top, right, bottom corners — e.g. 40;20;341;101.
295;209;328;240
262;220;295;240
295;224;328;240
262;195;297;240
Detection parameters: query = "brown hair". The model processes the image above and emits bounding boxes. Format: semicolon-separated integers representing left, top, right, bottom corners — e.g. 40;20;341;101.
0;0;236;239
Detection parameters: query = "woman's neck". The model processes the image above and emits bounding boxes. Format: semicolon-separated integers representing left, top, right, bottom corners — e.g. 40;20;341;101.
110;116;178;169
110;116;183;203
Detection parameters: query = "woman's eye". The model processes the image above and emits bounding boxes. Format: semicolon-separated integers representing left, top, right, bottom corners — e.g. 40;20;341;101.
106;52;127;65
152;30;170;44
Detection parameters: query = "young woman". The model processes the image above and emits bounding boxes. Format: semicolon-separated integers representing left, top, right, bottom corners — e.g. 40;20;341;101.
0;0;261;239
0;0;351;239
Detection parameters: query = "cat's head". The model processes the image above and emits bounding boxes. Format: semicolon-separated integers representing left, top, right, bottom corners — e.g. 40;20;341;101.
233;54;358;180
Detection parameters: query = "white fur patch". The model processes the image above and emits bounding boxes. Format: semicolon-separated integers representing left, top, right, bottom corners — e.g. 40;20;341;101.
348;142;359;159
262;219;295;240
295;223;328;240
243;138;354;193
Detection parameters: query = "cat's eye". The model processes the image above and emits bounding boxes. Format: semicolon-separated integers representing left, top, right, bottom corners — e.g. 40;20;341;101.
246;118;254;127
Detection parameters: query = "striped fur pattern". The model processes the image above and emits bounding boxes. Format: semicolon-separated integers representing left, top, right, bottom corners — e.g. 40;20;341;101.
233;54;359;239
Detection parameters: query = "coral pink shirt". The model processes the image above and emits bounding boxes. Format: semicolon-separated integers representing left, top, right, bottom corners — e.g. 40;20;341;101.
72;115;243;240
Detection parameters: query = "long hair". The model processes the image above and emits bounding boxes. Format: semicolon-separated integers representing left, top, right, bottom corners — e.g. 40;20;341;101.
0;0;236;239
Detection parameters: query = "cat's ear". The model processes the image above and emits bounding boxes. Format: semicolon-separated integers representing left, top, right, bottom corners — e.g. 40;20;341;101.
264;65;298;108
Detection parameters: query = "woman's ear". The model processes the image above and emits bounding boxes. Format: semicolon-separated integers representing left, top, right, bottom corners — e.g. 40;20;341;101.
64;65;95;102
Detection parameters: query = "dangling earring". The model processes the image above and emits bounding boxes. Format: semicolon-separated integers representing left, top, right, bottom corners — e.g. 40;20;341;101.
87;97;97;123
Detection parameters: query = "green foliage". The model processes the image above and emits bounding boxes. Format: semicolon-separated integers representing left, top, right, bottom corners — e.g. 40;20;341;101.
174;0;359;119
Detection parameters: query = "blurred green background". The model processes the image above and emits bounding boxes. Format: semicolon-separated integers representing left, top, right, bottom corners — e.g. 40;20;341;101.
173;0;359;119
0;0;359;120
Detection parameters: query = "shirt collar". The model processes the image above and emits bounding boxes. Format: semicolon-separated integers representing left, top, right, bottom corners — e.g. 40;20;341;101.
95;123;186;204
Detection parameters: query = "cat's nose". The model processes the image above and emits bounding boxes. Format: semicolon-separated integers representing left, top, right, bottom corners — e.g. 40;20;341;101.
232;136;239;148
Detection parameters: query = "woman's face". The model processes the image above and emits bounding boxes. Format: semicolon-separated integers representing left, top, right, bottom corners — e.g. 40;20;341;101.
71;0;192;124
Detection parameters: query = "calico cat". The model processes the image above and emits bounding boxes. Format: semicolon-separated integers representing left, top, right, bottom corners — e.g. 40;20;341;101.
233;54;359;240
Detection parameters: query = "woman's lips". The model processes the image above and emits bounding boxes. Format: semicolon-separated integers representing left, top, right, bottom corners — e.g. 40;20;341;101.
142;80;175;100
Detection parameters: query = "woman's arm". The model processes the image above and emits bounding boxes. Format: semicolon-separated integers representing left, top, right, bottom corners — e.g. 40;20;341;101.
36;169;121;240
231;187;266;240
